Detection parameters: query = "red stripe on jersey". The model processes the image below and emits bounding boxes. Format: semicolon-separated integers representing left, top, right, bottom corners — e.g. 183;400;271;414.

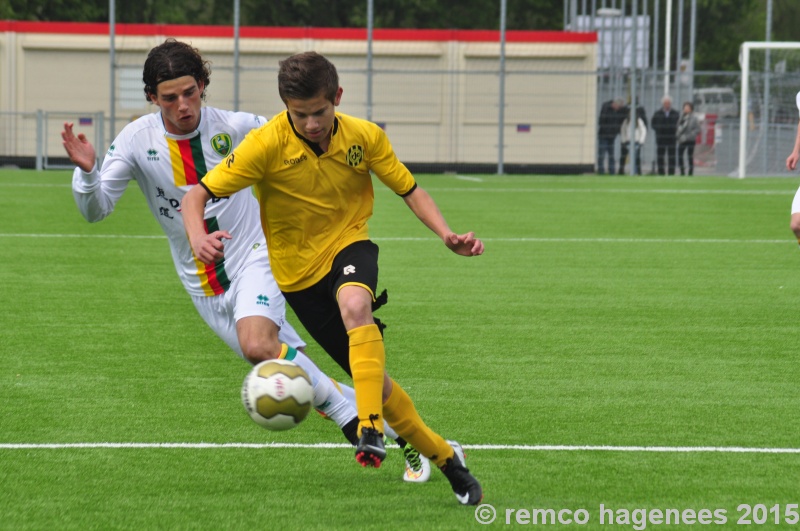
177;139;199;185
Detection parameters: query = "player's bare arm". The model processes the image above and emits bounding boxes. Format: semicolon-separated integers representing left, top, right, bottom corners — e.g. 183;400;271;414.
787;119;800;171
403;186;484;257
61;122;96;173
182;184;231;264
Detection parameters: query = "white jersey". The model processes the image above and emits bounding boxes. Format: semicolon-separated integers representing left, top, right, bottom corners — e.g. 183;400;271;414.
793;92;800;213
73;107;267;297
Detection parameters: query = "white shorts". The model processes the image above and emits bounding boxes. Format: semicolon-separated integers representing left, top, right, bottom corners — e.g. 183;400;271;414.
191;244;306;359
792;185;800;214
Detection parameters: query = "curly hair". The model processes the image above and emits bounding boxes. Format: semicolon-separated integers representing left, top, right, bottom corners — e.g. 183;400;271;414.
142;39;211;102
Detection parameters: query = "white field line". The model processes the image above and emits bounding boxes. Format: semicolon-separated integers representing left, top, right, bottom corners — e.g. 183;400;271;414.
0;233;166;239
0;233;789;245
1;442;799;454
481;237;789;244
410;187;795;196
0;182;71;187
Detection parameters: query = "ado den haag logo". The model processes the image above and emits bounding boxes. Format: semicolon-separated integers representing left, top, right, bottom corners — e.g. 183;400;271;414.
211;133;233;157
346;145;364;167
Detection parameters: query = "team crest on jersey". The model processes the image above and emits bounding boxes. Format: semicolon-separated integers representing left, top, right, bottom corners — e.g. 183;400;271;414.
346;145;364;167
210;133;233;157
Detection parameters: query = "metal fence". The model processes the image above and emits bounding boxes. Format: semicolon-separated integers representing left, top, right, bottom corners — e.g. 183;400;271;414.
0;111;105;170
598;68;799;177
2;68;797;177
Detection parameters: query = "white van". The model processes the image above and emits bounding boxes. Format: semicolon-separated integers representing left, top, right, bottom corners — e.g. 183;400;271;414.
693;87;739;118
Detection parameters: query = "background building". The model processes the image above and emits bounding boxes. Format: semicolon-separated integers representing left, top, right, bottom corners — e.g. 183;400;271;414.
0;21;597;173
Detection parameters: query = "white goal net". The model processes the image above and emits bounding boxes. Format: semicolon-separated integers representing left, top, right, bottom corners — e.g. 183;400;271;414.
738;42;800;177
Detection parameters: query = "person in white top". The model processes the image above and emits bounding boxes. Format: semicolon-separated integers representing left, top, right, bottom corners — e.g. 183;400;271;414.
619;102;648;175
61;38;430;482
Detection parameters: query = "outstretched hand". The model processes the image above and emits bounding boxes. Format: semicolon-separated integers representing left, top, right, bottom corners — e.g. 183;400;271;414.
443;231;484;256
61;122;97;173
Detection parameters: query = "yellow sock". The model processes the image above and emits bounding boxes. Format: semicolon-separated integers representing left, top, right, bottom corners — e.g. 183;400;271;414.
348;324;385;436
383;378;454;468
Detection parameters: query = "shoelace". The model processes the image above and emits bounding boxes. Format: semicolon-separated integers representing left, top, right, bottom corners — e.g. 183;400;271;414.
403;446;423;471
368;413;380;430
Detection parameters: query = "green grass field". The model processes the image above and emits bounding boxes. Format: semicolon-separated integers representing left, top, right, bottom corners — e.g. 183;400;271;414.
2;169;800;530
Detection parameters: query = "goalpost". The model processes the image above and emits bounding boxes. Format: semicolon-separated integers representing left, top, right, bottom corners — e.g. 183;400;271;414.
738;41;800;178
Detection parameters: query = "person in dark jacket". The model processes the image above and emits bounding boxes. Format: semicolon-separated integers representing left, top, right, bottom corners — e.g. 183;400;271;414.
651;95;680;175
597;98;627;174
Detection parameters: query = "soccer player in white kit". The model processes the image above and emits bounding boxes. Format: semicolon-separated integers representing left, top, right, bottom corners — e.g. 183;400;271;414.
61;39;430;482
786;91;800;242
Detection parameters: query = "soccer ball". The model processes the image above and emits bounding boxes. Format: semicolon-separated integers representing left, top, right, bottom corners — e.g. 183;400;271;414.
241;359;314;431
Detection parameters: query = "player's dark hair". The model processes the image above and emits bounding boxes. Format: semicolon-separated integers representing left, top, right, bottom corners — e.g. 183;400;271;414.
278;52;339;104
683;101;694;111
142;39;211;102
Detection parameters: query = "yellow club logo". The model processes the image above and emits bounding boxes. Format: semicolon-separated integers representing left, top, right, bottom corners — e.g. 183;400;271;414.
211;133;233;157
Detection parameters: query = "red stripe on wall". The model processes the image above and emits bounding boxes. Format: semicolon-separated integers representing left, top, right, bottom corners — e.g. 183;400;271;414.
0;21;107;34
0;21;596;43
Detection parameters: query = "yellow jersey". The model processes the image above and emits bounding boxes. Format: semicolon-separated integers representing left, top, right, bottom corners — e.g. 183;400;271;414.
201;111;417;292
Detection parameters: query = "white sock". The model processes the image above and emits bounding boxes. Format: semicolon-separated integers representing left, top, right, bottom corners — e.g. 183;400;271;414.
291;351;357;428
334;379;399;441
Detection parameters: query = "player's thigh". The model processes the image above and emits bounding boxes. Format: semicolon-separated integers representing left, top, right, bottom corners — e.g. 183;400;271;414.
331;240;380;329
229;252;306;351
191;294;244;358
283;284;352;375
330;240;380;301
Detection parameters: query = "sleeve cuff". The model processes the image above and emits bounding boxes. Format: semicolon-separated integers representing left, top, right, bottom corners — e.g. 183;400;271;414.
79;164;98;183
72;164;100;191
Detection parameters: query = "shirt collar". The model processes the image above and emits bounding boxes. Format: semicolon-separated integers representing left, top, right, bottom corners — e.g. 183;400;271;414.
286;112;339;157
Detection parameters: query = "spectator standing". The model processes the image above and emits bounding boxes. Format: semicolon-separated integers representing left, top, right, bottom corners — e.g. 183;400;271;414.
676;101;702;176
651;95;680;175
619;101;648;175
597;98;627;174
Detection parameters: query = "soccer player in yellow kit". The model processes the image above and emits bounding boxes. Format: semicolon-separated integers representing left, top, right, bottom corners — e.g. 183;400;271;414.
183;51;483;505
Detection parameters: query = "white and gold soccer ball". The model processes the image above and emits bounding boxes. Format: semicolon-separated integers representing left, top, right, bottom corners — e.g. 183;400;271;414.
241;359;314;431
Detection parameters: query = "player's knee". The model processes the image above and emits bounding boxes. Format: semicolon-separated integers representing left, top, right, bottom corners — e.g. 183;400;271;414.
339;297;373;327
241;339;282;365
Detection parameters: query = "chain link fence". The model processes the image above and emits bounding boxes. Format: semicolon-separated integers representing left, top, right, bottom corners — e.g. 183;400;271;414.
3;67;797;177
0;111;105;170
